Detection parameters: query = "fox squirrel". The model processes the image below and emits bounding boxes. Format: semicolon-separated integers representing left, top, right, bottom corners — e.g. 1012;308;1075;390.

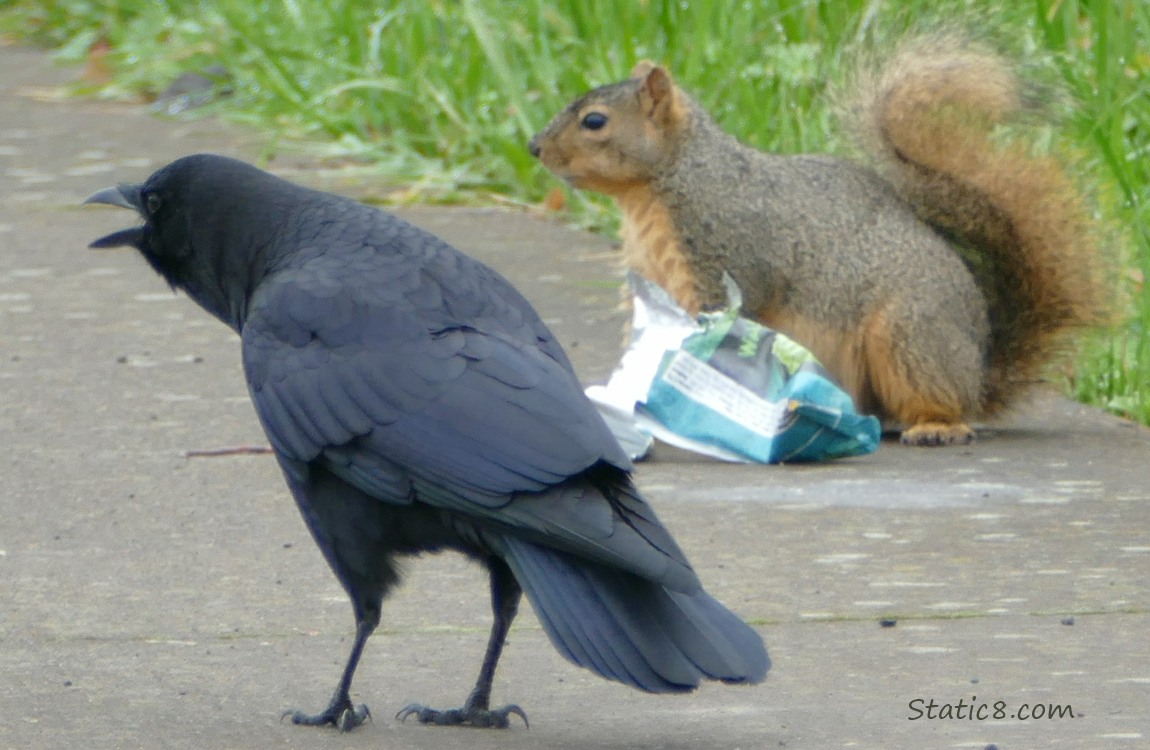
529;32;1109;446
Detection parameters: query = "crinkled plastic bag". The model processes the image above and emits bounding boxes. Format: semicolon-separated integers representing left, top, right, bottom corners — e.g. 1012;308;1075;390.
586;273;880;463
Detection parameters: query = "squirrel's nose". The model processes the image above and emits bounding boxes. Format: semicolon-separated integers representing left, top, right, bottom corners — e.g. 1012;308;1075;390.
528;137;541;159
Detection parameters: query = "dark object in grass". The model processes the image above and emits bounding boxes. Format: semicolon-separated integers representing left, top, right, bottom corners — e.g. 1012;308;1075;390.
153;65;232;116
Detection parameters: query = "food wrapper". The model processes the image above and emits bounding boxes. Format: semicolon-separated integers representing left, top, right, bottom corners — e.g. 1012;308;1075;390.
586;273;881;463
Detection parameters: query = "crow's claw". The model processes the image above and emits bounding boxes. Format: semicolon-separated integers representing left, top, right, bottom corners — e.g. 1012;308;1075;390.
395;702;528;729
282;698;371;731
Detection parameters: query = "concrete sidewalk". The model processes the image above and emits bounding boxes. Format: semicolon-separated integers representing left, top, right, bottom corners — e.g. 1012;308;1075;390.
2;41;1149;749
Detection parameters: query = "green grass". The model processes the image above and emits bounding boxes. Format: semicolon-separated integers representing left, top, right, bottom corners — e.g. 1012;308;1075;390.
2;0;1147;423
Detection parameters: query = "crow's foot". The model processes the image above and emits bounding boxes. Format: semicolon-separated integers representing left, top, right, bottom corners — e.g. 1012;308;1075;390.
395;702;528;729
282;695;371;732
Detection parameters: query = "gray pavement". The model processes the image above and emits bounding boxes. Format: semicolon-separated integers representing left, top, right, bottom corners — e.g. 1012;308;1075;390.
2;40;1149;749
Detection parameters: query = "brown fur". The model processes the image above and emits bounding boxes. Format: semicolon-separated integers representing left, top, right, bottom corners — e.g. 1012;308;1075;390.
615;184;702;315
845;33;1108;418
530;32;1109;446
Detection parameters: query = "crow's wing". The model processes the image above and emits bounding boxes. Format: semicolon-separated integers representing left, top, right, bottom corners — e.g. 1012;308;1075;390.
241;229;694;588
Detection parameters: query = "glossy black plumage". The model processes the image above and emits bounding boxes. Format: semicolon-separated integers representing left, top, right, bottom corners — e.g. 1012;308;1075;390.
86;154;768;729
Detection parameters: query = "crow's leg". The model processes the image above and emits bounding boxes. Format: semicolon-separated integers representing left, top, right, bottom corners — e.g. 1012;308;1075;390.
283;618;374;731
396;559;528;729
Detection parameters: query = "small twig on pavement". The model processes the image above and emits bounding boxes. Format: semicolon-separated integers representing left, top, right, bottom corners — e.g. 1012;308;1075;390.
182;445;274;458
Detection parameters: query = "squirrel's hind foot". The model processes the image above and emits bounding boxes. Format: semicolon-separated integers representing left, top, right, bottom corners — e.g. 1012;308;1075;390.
899;421;975;447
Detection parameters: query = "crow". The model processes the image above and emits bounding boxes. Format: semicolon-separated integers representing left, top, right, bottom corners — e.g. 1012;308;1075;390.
85;154;769;731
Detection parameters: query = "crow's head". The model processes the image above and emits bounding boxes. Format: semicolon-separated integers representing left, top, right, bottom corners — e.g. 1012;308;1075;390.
88;157;198;285
85;154;287;331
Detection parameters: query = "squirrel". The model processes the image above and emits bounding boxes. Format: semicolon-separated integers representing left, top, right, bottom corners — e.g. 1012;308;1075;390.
529;31;1109;446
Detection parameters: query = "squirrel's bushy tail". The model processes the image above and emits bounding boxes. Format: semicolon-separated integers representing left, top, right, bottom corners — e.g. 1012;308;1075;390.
845;31;1108;415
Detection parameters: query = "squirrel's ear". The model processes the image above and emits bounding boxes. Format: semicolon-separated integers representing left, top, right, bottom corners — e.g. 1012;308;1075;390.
630;60;658;79
636;64;674;111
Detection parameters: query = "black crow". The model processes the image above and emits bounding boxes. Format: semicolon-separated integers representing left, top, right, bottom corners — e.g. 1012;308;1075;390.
85;154;769;731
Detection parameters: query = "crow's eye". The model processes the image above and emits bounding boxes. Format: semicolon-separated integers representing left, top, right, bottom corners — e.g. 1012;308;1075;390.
145;192;162;215
581;111;608;131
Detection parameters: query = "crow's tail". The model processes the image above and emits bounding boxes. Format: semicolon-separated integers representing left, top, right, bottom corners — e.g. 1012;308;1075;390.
500;538;769;692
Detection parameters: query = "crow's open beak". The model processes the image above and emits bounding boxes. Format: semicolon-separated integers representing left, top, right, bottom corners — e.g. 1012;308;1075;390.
84;183;146;249
84;184;141;211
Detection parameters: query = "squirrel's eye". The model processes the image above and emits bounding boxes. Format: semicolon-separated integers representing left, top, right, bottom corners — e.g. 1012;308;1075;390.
145;192;162;215
581;112;608;131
